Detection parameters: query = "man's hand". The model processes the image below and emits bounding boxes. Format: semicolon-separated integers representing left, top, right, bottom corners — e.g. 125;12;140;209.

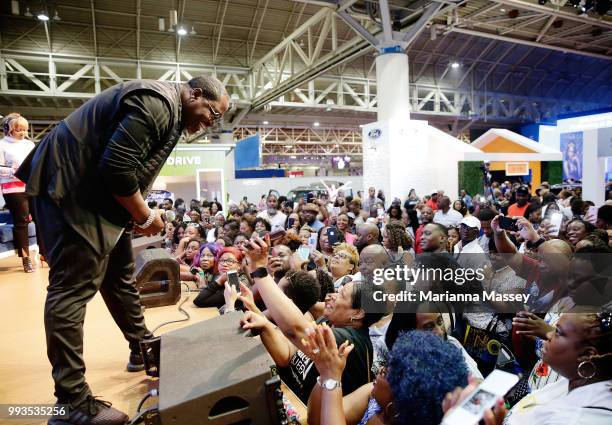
515;217;539;243
242;235;271;273
135;210;164;236
268;256;284;274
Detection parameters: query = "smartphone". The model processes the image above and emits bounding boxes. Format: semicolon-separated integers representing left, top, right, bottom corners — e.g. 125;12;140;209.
297;246;310;262
441;370;519;425
287;217;295;228
307;233;318;249
332;206;340;216
377;208;385;219
498;216;519;232
189;267;198;275
227;270;240;291
258;230;269;238
548;212;563;237
327;227;338;245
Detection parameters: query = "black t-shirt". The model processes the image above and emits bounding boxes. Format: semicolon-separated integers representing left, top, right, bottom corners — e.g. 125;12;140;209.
279;319;373;404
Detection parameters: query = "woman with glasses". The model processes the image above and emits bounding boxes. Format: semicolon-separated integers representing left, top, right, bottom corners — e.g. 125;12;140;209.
303;329;468;425
329;243;359;289
193;246;249;308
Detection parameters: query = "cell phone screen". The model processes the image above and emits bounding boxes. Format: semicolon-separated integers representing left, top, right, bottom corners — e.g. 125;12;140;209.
498;216;518;232
297;246;310;261
227;271;240;291
327;227;338;245
287;217;295;228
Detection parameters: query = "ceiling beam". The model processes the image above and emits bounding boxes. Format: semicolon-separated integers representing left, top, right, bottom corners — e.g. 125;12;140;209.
448;27;612;61
90;0;98;57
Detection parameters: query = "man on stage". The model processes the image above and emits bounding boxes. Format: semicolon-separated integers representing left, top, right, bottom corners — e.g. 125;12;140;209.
17;76;229;424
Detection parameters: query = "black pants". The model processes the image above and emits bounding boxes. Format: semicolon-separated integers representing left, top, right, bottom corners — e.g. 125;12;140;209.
33;195;149;408
3;192;30;257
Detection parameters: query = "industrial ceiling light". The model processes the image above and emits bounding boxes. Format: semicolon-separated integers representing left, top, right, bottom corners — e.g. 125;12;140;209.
190;26;196;35
451;61;460;68
37;12;50;21
263;120;269;125
313;122;320;127
11;0;19;15
177;26;187;36
24;7;33;17
52;10;61;21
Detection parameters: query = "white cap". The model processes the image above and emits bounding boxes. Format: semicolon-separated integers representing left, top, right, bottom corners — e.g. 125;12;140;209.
460;216;481;231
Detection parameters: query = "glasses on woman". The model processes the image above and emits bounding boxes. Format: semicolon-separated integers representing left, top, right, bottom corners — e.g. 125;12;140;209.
219;258;239;265
332;252;351;261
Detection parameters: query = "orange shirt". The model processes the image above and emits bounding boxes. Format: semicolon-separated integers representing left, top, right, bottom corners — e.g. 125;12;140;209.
507;203;529;218
426;199;438;211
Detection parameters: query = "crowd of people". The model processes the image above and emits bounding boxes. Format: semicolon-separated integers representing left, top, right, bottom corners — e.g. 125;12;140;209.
145;181;611;425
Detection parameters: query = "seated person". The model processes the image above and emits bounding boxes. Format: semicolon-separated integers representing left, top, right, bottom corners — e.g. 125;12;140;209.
240;236;382;404
305;329;468;425
193;247;249;308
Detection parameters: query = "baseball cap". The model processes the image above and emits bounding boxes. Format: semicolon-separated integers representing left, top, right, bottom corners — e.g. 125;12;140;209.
460;216;481;231
516;186;530;195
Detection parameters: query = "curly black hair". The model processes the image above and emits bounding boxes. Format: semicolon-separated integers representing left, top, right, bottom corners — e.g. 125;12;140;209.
387;331;468;425
384;221;411;251
283;271;321;313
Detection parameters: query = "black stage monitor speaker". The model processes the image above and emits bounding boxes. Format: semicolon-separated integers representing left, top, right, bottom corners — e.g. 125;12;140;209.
158;312;284;425
134;248;181;308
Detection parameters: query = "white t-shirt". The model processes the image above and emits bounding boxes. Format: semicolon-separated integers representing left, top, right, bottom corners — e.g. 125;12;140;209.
433;209;463;228
447;335;484;381
256;210;287;232
505;378;612;425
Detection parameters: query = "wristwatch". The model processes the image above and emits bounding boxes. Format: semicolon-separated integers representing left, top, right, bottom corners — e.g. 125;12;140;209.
317;376;341;391
526;237;546;250
250;267;269;279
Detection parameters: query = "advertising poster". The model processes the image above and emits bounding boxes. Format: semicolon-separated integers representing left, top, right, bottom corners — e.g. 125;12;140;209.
560;132;583;181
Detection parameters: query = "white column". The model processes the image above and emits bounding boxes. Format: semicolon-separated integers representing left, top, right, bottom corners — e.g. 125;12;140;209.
375;52;410;122
583;129;606;207
362;51;412;202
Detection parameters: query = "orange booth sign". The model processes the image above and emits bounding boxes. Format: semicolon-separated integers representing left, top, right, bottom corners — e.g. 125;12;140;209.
505;162;530;176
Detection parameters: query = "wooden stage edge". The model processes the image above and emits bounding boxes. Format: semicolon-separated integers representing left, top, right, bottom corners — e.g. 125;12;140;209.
0;255;307;425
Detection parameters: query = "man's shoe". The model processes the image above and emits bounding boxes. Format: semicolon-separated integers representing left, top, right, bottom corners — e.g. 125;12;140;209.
126;350;145;372
48;396;128;425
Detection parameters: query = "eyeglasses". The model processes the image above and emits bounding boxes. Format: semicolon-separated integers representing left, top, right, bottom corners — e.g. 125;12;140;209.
332;252;351;261
219;258;239;265
206;100;223;128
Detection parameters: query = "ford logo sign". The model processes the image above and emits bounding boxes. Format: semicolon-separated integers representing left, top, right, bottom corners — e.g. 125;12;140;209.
368;128;382;139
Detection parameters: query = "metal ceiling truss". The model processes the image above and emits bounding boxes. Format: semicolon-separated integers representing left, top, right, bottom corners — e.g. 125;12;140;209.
264;74;602;122
233;126;362;157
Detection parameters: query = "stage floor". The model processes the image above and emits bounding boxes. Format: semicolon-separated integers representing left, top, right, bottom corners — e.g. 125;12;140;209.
0;256;237;425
